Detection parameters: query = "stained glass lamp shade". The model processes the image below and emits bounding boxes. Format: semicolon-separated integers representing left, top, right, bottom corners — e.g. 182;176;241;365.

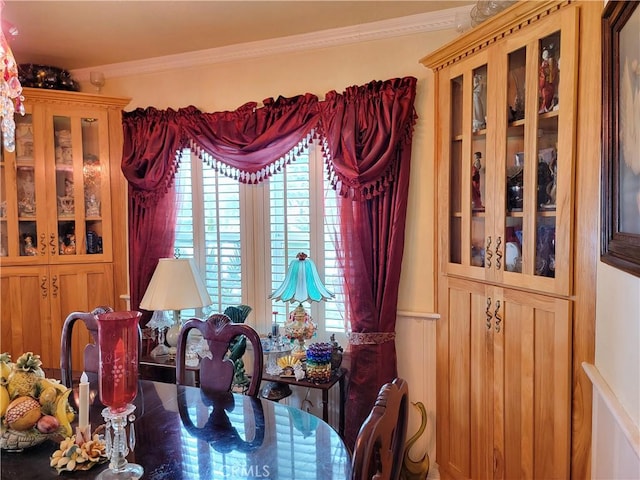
270;252;334;358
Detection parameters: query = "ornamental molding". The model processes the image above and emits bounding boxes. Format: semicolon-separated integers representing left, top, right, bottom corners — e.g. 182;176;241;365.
71;6;471;82
421;0;570;71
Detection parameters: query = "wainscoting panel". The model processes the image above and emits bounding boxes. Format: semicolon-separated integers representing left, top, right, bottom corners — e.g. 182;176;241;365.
396;310;440;474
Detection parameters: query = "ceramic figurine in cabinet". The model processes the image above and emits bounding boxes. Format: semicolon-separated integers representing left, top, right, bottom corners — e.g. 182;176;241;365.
85;194;100;217
472;74;486;131
57;178;75;216
539;45;558;113
17;170;36;216
537;160;553;206
472;152;484;210
60;233;76;255
23;234;37;256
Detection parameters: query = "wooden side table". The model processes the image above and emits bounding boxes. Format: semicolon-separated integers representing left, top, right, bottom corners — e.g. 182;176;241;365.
261;367;347;437
139;355;199;386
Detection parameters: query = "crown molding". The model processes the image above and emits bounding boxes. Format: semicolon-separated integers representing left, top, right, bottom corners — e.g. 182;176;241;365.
71;5;470;82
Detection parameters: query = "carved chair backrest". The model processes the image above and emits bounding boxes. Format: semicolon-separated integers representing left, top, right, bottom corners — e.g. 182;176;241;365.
60;306;142;388
351;377;409;480
176;313;264;397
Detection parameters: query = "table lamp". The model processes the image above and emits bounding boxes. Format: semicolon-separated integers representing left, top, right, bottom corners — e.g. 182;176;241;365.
269;252;334;360
139;257;212;356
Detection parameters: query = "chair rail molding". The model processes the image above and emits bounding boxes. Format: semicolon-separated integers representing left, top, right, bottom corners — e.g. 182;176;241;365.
583;362;640;459
397;310;440;321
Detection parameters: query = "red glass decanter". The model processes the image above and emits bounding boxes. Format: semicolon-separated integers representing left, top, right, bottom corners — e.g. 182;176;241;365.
96;311;143;480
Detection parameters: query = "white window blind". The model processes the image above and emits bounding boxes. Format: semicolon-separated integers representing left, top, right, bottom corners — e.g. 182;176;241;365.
173;144;344;338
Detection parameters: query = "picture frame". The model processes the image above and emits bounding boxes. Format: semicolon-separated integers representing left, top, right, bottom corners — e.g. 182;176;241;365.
601;1;640;277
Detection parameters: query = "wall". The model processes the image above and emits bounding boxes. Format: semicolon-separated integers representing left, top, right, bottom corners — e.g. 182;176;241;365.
590;263;640;479
589;0;640;477
90;27;459;464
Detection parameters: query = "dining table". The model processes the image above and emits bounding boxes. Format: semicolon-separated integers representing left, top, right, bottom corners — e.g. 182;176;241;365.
1;375;352;479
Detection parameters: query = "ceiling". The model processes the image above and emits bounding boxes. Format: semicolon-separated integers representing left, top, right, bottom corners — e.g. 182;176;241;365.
3;1;472;72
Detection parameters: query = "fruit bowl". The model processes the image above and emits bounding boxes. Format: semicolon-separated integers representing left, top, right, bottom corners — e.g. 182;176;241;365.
0;352;74;452
0;427;57;451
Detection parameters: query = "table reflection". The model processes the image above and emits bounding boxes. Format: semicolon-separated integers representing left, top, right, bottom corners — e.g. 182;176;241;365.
179;390;265;454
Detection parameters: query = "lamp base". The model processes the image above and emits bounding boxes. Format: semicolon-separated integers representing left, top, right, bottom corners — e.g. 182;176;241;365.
166;323;181;348
290;338;307;361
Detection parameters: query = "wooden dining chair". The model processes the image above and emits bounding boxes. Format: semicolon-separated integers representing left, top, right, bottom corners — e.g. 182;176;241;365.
351;377;409;480
176;313;264;397
60;305;112;388
59;306;143;388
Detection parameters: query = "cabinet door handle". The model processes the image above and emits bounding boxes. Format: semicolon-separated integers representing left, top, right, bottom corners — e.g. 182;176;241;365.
485;236;493;268
485;297;493;329
49;233;57;256
51;275;58;298
40;276;48;299
495;236;503;270
39;233;47;256
494;300;502;333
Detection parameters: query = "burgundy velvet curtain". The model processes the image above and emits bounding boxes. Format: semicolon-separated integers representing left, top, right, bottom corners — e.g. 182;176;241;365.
320;77;417;446
121;108;183;320
121;77;417;446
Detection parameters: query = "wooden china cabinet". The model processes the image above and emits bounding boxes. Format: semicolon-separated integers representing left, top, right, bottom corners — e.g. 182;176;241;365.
0;88;130;370
421;1;600;479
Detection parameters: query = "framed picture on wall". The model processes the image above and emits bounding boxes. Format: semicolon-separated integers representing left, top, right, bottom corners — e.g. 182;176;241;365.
601;0;640;277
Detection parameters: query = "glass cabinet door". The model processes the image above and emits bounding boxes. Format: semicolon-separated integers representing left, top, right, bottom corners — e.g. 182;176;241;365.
497;8;577;296
2;108;48;261
443;7;576;296
49;110;111;261
1;101;114;266
445;53;490;281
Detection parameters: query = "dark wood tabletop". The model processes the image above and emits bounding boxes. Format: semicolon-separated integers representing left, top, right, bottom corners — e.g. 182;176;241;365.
1;376;352;479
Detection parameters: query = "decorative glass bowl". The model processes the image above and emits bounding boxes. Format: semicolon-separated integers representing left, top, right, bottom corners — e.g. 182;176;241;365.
305;343;332;383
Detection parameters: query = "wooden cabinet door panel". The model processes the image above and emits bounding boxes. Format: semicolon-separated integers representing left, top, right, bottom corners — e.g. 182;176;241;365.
49;263;115;372
439;279;572;480
494;288;571;480
0;266;51;363
438;277;494;479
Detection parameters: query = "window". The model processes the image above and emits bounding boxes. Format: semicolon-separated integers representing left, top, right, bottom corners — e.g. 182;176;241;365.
174;143;344;340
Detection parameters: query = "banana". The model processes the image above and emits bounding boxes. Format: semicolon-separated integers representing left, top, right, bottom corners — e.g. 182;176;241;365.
66;403;75;424
54;388;73;438
37;377;67;394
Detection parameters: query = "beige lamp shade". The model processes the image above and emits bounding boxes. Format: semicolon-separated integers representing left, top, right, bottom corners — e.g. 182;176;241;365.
139;258;212;312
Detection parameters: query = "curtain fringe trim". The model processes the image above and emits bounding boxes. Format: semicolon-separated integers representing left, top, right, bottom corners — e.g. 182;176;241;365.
317;132;396;201
189;133;313;184
129;148;181;207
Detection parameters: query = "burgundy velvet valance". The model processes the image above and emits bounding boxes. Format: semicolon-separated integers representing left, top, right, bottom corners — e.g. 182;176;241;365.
319;77;417;199
122;77;417;203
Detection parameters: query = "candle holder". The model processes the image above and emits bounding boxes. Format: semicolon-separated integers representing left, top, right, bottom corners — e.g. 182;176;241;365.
96;311;143;480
